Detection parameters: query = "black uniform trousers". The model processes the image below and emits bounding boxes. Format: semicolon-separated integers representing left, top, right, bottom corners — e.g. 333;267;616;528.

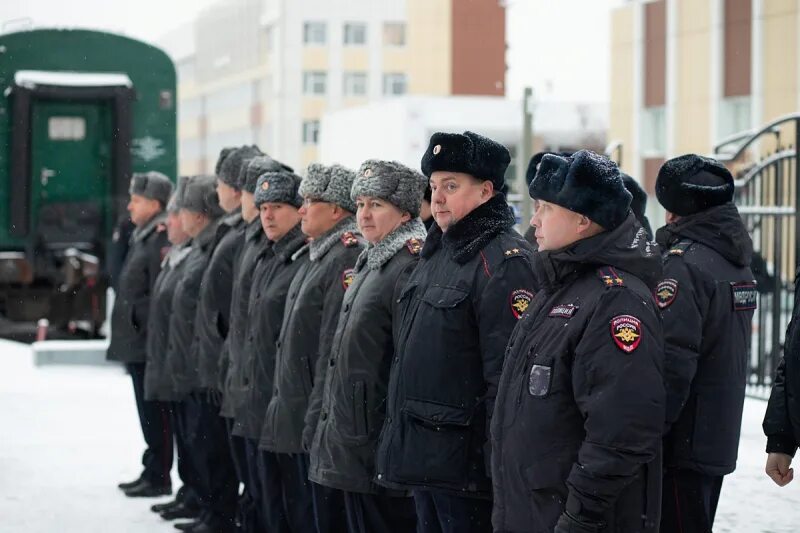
225;418;256;531
182;391;239;524
172;401;201;509
258;451;314;532
412;490;492;533
661;468;724;533
311;481;347;533
343;491;417;533
126;362;173;487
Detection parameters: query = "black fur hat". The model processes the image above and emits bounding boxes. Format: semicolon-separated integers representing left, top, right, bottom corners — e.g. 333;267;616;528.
620;173;653;238
528;150;632;231
525;151;574;186
129;171;173;207
214;147;236;176
239;155;294;194
655;154;734;216
218;145;264;188
420;131;511;193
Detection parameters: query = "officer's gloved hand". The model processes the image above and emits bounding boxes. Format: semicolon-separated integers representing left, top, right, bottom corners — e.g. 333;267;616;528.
301;426;313;453
206;388;222;407
554;512;605;533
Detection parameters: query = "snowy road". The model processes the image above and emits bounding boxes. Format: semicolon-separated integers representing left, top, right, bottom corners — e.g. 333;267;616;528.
1;340;800;532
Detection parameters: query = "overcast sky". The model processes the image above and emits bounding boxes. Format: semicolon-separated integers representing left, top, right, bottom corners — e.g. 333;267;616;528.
1;0;624;104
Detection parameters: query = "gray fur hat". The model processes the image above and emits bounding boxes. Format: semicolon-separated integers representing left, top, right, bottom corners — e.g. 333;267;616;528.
214;147;236;176
351;160;427;217
218;145;264;188
129;171;173;207
179;175;225;218
254;171;303;208
299;164;357;213
166;175;191;213
240;155;294;194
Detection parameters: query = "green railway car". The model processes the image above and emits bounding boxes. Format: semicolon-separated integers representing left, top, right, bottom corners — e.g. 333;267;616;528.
0;28;176;337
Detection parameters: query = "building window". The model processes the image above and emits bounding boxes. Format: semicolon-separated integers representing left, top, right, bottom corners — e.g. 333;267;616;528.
303;120;320;145
383;22;406;46
303;71;327;95
382;73;407;96
303;22;326;45
718;96;752;140
343;72;368;96
640;106;666;156
343;23;367;45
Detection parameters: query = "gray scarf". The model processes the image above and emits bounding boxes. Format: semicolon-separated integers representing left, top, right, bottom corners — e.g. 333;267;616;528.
355;218;427;272
308;217;360;262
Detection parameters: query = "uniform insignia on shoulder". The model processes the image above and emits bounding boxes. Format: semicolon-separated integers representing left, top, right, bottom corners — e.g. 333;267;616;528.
668;248;684;256
156;223;166;233
668;241;692;256
341;268;355;290
731;281;758;311
548;304;578;318
503;247;523;258
597;267;624;287
510;289;534;319
406;238;422;255
341;232;359;247
611;315;642;353
655;279;678;309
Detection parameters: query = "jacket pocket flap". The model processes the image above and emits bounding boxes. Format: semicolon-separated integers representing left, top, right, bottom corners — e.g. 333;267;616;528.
402;398;472;427
420;286;469;308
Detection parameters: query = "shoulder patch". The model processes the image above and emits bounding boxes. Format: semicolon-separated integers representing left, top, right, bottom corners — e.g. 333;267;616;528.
548;304;579;318
655;279;679;309
668;240;693;257
510;288;534;319
156;223;167;233
731;281;757;311
597;267;625;287
341;232;359;248
503;247;525;259
611;314;642;353
406;238;422;255
341;268;355;289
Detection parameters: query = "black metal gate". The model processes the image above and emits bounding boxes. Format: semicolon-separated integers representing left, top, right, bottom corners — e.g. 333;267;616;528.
714;113;800;398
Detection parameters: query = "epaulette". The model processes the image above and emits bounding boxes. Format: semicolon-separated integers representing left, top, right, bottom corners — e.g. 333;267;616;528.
597;266;625;287
668;240;693;257
502;247;525;259
406;238;422;255
341;231;359;248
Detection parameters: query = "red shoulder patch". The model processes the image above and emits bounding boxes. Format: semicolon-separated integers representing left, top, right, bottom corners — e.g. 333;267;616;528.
156;223;167;233
341;268;355;289
341;232;359;248
655;279;678;309
611;315;642;353
510;289;534;319
406;238;422;255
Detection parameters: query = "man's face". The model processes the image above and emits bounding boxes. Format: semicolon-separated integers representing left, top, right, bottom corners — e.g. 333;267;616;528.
356;195;410;245
178;209;208;238
429;171;491;232
530;200;586;251
166;211;189;245
260;202;301;242
241;191;258;223
298;197;340;239
127;194;161;227
215;179;242;213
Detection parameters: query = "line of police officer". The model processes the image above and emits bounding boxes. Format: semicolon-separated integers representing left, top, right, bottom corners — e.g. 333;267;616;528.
108;130;755;533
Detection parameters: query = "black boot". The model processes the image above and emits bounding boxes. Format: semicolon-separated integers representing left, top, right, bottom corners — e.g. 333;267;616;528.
174;518;203;531
161;503;201;521
152;498;182;513
124;479;172;498
117;475;143;490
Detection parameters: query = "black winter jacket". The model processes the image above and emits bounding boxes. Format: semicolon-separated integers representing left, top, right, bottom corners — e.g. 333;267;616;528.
194;211;245;392
107;212;168;363
374;194;536;497
144;242;192;401
656;203;755;476
164;219;222;399
232;224;307;439
220;219;269;418
491;214;665;533
258;218;364;454
308;220;426;494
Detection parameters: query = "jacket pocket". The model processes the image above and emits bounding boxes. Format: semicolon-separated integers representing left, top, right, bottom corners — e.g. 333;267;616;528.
299;355;314;397
353;380;369;439
691;385;745;469
396;398;473;484
524;455;570;529
419;285;470;308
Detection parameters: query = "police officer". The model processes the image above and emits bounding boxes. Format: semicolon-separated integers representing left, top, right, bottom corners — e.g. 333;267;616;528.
491;150;665;533
308;160;427;533
233;169;306;531
220;154;290;533
258;164;364;533
142;179;201;519
654;154;755;532
621;172;653;240
108;171;174;497
374;131;535;533
162;174;226;531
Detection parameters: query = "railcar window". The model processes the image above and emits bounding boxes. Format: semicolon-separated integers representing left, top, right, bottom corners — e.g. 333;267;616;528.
47;117;86;141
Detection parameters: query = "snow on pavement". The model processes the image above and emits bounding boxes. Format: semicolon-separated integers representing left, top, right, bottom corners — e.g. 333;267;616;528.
1;339;800;532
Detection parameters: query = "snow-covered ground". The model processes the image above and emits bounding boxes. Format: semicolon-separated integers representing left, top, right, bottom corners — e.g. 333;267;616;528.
1;339;800;532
